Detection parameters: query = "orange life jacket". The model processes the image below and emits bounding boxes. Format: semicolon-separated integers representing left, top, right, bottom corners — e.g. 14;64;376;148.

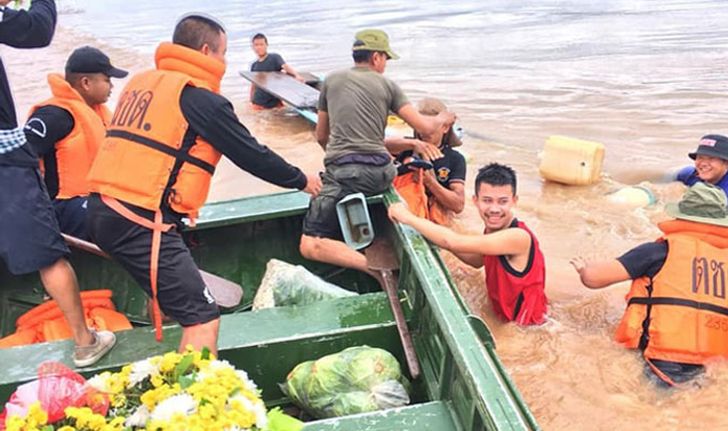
0;290;132;349
87;42;225;220
393;170;451;225
615;219;728;371
30;73;111;199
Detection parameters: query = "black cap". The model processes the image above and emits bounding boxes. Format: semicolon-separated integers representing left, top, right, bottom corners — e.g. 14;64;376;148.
689;134;728;161
65;46;128;78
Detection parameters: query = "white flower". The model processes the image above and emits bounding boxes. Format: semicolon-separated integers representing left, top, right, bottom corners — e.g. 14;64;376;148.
150;394;197;422
128;358;160;388
125;404;151;428
86;372;111;392
230;395;267;430
235;370;258;393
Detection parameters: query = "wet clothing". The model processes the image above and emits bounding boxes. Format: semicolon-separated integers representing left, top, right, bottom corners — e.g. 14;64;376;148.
302;161;396;239
87;195;219;326
319;66;408;165
675;166;728;197
0;0;66;276
482;218;547;325
616;223;726;386
0;0;56;166
0;166;69;275
617;241;668;280
250;53;286;108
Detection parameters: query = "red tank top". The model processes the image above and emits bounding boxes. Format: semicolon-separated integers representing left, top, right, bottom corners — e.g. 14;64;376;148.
483;219;547;325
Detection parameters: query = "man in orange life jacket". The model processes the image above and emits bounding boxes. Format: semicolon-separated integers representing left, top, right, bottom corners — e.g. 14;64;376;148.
0;0;115;367
572;182;728;386
385;97;466;225
24;46;127;239
389;163;548;325
86;13;322;355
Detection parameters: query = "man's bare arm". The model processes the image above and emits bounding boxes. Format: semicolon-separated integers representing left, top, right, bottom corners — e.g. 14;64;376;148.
570;257;631;289
315;110;330;149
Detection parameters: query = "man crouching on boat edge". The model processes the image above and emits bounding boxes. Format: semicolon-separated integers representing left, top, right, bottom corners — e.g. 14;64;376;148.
86;13;321;356
389;163;548;326
571;182;728;387
299;29;454;280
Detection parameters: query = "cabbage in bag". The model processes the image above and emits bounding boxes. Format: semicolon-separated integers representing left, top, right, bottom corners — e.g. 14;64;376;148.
253;259;357;310
282;346;410;419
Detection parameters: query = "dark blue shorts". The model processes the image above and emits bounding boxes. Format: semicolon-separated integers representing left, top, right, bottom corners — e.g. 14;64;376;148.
53;196;89;240
0;166;69;275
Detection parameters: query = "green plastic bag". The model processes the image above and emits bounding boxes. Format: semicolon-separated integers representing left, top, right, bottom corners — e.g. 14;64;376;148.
253;259;356;310
282;346;410;419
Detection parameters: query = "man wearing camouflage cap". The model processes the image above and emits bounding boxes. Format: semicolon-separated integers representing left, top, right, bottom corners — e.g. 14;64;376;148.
572;182;728;386
300;29;455;277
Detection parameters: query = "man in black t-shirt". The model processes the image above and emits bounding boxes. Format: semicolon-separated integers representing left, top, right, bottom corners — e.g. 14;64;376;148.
571;183;728;386
386;98;466;224
249;33;303;109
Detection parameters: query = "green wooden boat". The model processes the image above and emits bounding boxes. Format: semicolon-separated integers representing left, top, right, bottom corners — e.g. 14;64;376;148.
0;190;539;430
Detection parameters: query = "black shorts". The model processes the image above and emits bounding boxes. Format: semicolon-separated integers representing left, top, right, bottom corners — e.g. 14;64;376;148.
87;194;220;327
302;162;396;240
0;166;68;275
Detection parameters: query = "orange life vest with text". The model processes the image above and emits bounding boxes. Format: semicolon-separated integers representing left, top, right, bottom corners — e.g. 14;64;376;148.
87;42;225;220
30;73;110;199
615;219;728;367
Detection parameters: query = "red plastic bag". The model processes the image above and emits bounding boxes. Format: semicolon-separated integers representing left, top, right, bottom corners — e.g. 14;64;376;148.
1;361;108;428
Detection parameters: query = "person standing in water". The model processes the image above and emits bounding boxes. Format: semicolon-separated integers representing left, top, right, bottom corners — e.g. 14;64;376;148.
572;182;728;386
249;33;304;110
389;163;548;325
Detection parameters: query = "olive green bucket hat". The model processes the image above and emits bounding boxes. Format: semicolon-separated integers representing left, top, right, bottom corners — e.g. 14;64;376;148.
665;182;728;227
353;29;399;60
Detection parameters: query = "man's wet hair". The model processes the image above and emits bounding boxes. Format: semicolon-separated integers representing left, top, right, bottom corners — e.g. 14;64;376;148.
474;163;517;195
64;72;93;87
252;33;268;44
173;14;226;52
352;40;375;63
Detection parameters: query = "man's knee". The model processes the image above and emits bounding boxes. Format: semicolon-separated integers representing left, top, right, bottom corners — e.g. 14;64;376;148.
300;234;320;259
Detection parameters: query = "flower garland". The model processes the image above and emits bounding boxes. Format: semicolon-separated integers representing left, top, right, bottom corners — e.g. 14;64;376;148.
3;347;302;431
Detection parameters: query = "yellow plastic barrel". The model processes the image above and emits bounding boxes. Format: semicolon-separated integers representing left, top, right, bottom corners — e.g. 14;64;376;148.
539;135;605;185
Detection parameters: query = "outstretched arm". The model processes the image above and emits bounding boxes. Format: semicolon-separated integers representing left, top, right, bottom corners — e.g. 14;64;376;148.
282;63;304;82
570;257;631;289
397;103;455;141
388;202;530;268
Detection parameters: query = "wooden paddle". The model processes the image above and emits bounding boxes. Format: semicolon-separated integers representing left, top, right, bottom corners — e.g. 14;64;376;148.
366;238;421;379
61;234;243;308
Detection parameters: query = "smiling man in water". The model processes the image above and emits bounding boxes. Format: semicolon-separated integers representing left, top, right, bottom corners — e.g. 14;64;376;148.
389;163;548;325
674;134;728;196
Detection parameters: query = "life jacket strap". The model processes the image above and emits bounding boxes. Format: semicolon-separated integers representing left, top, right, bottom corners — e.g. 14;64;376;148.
100;195;173;341
106;129;216;175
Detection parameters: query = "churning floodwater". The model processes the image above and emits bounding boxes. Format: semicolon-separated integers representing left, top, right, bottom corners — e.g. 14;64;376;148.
5;1;728;429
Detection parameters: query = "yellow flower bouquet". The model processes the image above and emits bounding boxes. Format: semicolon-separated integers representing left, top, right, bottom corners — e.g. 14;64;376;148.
1;347;303;431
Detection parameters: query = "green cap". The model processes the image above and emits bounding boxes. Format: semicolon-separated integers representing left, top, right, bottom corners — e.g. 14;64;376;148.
353;29;399;60
665;182;728;227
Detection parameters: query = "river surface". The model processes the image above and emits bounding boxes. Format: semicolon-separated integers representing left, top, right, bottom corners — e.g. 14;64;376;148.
4;1;728;429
